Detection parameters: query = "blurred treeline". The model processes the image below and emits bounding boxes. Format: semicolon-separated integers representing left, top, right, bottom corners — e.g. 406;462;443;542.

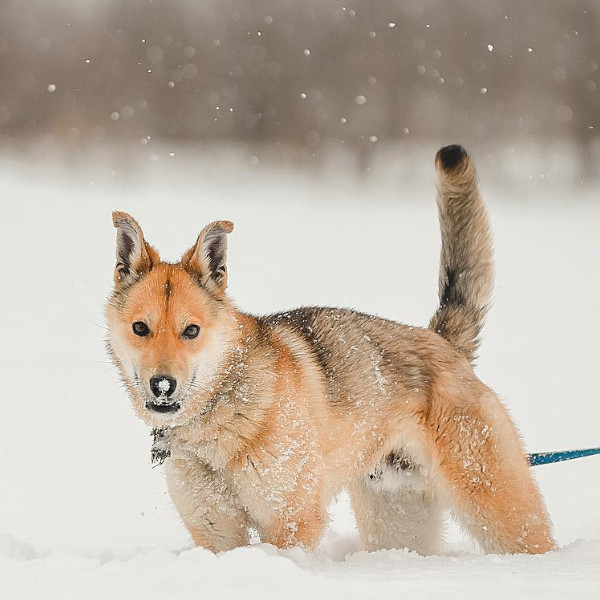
0;0;598;175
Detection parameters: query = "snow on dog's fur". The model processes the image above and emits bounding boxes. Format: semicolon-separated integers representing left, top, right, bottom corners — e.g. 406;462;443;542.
106;146;554;555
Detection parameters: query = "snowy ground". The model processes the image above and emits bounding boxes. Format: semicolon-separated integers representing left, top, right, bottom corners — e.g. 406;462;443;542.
0;150;599;598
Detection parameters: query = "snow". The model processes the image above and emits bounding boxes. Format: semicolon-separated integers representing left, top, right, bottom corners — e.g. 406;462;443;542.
1;535;599;600
157;379;171;394
0;153;599;598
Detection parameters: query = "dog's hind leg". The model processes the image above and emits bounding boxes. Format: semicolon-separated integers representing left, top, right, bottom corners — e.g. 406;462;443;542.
428;386;555;554
350;454;444;555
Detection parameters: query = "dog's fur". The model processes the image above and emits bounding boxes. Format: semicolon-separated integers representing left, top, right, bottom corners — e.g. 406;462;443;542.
106;146;554;555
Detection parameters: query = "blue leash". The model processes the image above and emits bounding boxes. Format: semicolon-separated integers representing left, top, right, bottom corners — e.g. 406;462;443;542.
528;447;600;466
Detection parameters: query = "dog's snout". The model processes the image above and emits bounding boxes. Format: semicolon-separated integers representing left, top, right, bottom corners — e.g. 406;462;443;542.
150;375;177;398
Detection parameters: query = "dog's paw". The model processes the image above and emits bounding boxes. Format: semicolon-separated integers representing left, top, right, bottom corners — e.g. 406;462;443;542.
151;428;171;466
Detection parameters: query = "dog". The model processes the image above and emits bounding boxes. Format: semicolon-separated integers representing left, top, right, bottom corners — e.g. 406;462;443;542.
106;145;554;555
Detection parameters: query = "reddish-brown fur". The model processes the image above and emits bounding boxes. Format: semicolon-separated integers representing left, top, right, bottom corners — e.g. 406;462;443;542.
106;147;554;555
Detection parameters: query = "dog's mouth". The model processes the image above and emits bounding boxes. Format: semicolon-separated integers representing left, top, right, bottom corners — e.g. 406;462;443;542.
145;399;182;414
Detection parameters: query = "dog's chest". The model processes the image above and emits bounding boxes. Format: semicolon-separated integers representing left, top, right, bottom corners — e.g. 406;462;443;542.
169;426;323;526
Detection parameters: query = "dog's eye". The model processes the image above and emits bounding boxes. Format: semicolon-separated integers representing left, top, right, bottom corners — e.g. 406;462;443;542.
182;324;200;340
132;321;150;337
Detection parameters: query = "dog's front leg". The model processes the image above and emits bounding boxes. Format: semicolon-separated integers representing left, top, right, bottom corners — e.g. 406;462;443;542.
164;458;249;552
259;497;327;550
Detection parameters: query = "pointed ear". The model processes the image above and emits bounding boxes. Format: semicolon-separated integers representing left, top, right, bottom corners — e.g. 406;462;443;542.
112;211;158;287
182;220;234;292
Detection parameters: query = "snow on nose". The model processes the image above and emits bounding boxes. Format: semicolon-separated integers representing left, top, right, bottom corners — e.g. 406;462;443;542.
150;376;177;398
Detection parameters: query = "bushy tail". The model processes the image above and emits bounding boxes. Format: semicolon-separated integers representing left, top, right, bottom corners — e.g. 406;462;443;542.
429;145;494;364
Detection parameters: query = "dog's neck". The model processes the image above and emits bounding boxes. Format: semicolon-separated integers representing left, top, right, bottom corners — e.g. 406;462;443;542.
166;311;275;468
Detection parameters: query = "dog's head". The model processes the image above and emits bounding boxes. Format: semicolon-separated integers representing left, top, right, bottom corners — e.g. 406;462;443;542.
106;212;237;427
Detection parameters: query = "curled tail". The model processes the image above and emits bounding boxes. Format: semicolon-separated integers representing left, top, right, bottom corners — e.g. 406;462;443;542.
429;145;494;364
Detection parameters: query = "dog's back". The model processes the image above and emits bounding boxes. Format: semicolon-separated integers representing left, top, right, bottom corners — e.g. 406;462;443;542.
260;306;458;413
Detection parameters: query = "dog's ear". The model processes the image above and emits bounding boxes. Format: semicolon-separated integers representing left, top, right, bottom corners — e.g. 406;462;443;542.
112;211;158;287
182;220;234;292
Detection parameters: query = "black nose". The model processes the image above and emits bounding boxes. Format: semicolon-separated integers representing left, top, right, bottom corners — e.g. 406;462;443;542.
150;376;177;398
